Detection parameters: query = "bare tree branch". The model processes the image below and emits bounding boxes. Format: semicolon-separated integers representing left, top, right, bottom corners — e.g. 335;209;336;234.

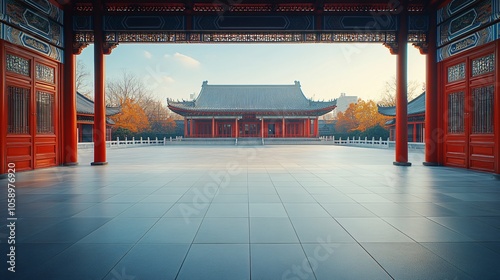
76;59;92;98
378;76;424;106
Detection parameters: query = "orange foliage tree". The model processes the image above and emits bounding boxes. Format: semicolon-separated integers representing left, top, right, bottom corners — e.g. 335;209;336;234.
335;99;390;133
335;103;359;133
353;99;390;131
111;98;150;133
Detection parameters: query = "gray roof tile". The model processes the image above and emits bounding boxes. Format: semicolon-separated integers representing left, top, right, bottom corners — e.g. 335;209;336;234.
77;92;121;116
168;81;336;115
378;92;425;116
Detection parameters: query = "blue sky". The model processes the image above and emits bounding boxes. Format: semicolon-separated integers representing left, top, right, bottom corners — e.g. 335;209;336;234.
78;43;425;102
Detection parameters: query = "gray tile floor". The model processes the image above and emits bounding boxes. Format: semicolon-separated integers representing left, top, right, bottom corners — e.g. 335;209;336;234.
1;145;500;279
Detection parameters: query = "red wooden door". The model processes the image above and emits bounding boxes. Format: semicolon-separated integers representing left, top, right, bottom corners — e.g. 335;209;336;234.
3;45;59;172
442;44;496;172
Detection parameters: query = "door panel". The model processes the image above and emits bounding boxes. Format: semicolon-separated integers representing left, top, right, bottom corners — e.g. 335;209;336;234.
3;45;59;172
442;45;497;172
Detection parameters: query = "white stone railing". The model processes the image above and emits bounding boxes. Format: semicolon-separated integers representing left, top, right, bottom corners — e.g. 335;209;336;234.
78;136;183;149
320;136;425;149
320;136;390;148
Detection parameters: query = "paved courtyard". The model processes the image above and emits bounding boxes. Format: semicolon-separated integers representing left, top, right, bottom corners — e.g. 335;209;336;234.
1;145;500;279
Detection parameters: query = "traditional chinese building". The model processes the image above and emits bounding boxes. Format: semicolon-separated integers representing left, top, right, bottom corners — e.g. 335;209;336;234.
167;81;336;138
76;92;120;142
378;92;425;142
0;0;499;174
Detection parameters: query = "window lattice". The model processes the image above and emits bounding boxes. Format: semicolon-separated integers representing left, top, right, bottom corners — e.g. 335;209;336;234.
472;53;495;77
472;85;494;134
6;54;30;76
35;64;55;84
447;63;465;83
37;91;55;134
8;86;30;134
448;91;464;134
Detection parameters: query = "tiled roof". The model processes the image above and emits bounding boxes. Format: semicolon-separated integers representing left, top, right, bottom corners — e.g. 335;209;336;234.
168;81;336;116
377;92;425;116
76;92;121;116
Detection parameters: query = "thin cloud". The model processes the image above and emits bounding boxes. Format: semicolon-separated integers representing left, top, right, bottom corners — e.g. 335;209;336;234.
173;52;200;68
163;76;175;83
144;51;153;59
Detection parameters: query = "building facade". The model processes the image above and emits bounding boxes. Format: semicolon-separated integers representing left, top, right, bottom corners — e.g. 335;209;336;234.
0;0;499;174
332;93;358;117
379;92;425;142
76;92;120;142
168;81;336;138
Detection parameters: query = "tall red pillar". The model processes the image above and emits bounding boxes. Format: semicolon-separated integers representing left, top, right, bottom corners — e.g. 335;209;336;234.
235;118;239;138
394;1;411;166
184;119;187;137
62;3;78;166
261;118;264;138
424;9;439;166
282;118;286;138
91;0;107;165
314;117;319;137
306;117;311;137
190;119;194;137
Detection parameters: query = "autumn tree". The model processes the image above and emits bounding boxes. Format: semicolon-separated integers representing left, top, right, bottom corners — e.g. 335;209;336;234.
145;100;177;135
76;59;92;98
111;98;150;133
353;99;390;131
378;76;424;106
335;98;390;135
335;103;359;133
106;70;152;107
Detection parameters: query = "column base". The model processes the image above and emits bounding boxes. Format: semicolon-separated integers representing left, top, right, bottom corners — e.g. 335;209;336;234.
393;161;412;166
422;161;439;166
63;162;79;166
91;162;108;166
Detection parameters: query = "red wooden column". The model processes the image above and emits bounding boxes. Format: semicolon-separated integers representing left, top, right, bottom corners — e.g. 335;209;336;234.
211;117;215;138
184;119;187;137
91;0;107;165
190;119;194;137
314;117;319;137
261;118;264;138
394;1;411;166
62;2;78;166
307;118;310;137
235;118;239;138
282;118;286;138
302;120;306;137
423;9;439;166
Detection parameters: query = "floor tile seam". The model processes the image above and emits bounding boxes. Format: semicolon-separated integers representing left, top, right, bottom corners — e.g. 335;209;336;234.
408;241;479;279
246;171;253;280
276;186;319;280
11;242;75;274
173;182;220;279
315;201;397;280
100;242;140;280
419;216;497;241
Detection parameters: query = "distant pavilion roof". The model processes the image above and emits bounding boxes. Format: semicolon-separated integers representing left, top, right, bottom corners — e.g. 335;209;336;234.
76;92;121;116
377;92;426;116
168;81;336;117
